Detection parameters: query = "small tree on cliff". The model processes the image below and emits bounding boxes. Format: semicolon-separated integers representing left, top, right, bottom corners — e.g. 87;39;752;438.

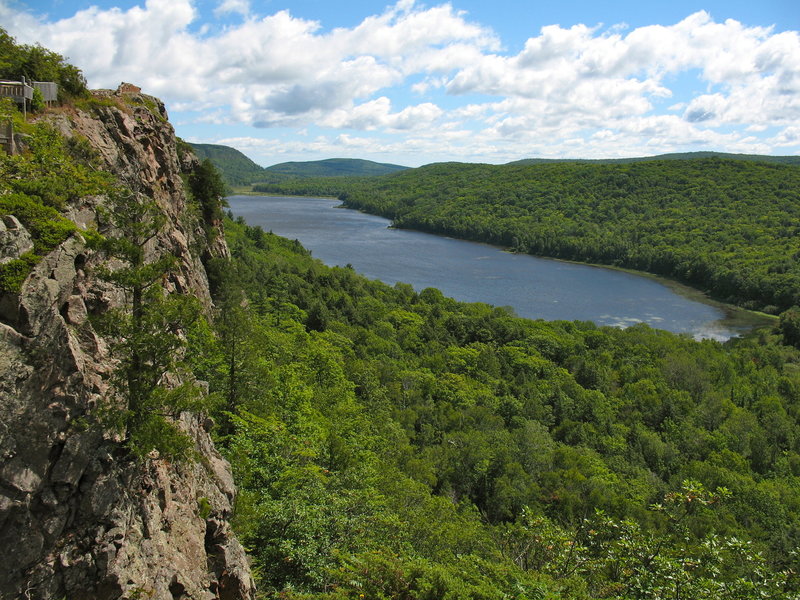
188;158;227;243
96;184;207;458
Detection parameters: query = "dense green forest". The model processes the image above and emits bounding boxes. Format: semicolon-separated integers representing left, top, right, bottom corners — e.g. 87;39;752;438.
182;211;800;598
258;158;800;314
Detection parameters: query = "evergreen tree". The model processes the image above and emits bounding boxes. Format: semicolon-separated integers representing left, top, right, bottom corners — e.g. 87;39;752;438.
96;184;207;458
189;158;227;224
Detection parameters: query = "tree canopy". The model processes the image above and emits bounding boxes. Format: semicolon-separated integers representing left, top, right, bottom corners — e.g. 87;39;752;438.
185;213;800;598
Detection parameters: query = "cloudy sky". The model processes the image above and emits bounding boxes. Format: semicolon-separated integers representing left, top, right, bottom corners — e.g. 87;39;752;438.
2;0;799;167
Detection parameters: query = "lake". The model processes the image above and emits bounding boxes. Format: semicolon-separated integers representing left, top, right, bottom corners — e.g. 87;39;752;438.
227;195;766;341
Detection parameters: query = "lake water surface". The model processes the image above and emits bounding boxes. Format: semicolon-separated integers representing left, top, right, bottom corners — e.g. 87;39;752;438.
228;195;763;341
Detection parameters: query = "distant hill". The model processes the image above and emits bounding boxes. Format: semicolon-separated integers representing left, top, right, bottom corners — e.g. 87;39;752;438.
188;145;409;187
264;158;409;178
509;151;800;166
189;143;267;187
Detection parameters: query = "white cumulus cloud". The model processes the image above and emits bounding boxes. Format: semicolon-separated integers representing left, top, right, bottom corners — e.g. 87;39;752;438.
214;0;249;18
1;0;798;163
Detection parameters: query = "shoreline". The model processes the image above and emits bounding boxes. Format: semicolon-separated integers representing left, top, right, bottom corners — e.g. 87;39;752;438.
229;188;339;199
540;255;776;336
230;192;778;338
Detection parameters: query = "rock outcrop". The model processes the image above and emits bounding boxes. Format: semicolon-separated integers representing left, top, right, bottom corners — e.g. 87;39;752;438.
0;85;254;599
0;216;34;263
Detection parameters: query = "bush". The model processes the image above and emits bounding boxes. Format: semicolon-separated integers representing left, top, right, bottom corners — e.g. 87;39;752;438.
0;252;39;293
0;194;76;251
0;194;78;292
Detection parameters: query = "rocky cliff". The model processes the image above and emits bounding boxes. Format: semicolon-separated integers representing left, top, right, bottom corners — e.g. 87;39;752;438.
0;85;255;599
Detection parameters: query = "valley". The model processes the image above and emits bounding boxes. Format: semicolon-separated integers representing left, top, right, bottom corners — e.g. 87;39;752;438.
227;194;772;340
2;22;800;600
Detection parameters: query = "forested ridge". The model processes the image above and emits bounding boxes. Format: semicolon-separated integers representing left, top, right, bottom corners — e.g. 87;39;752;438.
257;158;800;314
189;143;410;188
264;158;408;178
509;151;800;166
184;212;800;598
190;142;268;187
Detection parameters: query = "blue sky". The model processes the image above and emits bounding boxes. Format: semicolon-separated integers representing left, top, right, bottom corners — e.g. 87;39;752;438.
3;0;799;166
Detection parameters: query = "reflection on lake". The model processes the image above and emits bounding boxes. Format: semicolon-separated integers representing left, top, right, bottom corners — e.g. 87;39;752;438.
228;195;764;341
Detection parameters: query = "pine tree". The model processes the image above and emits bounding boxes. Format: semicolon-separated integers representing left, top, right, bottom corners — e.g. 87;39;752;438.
96;183;207;458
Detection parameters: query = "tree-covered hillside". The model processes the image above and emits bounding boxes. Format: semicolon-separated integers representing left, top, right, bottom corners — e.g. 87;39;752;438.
263;158;800;314
189;213;800;598
189;142;267;187
188;144;409;189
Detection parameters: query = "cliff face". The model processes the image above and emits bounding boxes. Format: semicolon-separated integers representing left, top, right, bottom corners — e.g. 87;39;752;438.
0;86;254;599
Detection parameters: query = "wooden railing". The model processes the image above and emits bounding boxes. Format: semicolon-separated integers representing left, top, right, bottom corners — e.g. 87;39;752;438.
0;81;33;102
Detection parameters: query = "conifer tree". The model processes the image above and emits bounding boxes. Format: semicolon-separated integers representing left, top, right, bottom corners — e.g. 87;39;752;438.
96;183;206;458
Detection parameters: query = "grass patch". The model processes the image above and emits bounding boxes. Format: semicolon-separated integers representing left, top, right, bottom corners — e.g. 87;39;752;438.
0;194;76;254
72;94;124;114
